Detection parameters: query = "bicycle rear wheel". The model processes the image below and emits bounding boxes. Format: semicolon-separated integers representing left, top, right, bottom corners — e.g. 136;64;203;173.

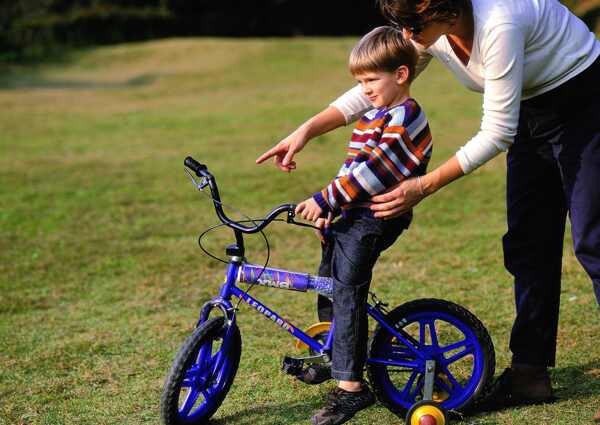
367;298;494;414
160;316;241;425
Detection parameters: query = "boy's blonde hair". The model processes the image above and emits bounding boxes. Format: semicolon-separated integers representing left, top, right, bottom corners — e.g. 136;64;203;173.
349;26;417;82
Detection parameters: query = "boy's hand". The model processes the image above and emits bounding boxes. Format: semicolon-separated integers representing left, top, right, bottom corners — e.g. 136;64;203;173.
295;198;324;223
314;212;333;243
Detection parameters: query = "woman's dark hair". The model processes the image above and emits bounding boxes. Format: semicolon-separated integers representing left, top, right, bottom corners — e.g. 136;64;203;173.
378;0;471;33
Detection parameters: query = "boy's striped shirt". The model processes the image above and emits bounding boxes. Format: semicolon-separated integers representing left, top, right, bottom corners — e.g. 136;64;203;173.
313;98;432;214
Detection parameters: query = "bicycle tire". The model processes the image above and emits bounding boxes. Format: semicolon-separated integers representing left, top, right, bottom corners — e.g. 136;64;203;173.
160;316;241;425
367;298;495;414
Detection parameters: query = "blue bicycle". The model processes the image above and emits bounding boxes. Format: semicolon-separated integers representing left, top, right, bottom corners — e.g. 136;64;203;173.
160;157;495;425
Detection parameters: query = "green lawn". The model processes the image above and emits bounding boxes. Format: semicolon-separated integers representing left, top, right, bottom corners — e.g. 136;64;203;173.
1;38;599;425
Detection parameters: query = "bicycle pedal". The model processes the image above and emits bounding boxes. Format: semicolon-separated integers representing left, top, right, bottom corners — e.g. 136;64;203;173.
281;356;304;376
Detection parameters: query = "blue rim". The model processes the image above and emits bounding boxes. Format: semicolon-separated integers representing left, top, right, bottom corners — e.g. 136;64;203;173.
370;310;485;410
177;326;235;421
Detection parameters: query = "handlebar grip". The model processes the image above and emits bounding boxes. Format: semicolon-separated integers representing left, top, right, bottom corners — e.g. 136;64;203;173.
184;156;208;177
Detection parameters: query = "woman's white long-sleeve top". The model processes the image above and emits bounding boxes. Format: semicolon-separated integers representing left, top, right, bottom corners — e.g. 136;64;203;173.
331;0;600;173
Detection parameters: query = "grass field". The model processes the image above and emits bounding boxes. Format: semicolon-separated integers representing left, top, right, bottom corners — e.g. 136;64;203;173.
1;37;599;425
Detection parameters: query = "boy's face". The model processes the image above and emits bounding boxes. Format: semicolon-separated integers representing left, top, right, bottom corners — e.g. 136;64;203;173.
354;67;410;109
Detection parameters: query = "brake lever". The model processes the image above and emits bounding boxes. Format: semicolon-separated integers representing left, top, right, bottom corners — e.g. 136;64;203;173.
287;216;320;230
199;178;210;190
185;169;209;191
286;208;296;223
286;205;324;230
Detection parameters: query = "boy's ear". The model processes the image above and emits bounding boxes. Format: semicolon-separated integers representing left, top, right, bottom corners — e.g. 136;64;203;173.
395;65;410;85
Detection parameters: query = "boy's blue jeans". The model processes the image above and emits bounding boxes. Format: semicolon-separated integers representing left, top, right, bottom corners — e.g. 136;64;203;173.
318;210;410;381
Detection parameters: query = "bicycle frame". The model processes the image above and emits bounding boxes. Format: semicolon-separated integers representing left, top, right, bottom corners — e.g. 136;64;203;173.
183;156;425;366
198;259;426;365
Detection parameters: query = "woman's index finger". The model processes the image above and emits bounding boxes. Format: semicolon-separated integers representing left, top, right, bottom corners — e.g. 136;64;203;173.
255;146;280;164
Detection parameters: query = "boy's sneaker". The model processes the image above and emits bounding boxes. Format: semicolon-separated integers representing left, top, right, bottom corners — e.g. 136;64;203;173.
311;384;375;425
296;364;332;385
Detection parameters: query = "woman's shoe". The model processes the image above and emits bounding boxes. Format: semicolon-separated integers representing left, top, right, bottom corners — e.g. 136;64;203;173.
485;366;556;408
509;364;555;403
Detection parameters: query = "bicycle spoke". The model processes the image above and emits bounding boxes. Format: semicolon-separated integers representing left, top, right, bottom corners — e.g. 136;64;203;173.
440;366;463;391
410;375;424;400
369;357;419;368
440;339;468;354
400;370;419;399
444;345;474;365
427;320;439;348
197;340;213;369
179;387;201;416
210;350;224;377
419;320;426;344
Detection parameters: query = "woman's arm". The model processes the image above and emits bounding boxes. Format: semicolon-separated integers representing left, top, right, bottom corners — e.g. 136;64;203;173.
255;106;346;171
456;23;525;172
255;85;371;172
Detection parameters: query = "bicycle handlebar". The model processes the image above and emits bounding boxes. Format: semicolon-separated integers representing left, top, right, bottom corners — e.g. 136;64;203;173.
184;156;208;176
184;156;296;234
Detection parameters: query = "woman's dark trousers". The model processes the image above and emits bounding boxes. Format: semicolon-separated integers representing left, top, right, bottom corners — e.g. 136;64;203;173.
503;58;600;367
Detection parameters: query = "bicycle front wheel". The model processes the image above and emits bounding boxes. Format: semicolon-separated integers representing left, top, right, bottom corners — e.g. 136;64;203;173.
367;298;495;414
160;316;242;425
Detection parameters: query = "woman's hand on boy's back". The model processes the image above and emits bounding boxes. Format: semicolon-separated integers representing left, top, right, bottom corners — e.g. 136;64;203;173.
370;157;465;218
370;178;425;218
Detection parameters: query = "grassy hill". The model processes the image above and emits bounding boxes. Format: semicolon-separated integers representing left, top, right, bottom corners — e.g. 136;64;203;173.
1;38;599;424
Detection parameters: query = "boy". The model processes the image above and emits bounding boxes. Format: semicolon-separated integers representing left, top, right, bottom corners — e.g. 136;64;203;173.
294;26;432;425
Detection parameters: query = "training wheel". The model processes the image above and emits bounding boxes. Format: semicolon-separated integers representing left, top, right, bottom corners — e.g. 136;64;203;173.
405;400;447;425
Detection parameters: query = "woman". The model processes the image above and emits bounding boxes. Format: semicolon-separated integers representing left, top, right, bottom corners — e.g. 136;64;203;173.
257;0;600;419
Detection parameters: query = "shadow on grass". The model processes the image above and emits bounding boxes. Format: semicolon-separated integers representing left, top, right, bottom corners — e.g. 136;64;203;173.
0;72;157;90
0;45;158;90
553;360;600;400
210;394;326;425
459;360;600;421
